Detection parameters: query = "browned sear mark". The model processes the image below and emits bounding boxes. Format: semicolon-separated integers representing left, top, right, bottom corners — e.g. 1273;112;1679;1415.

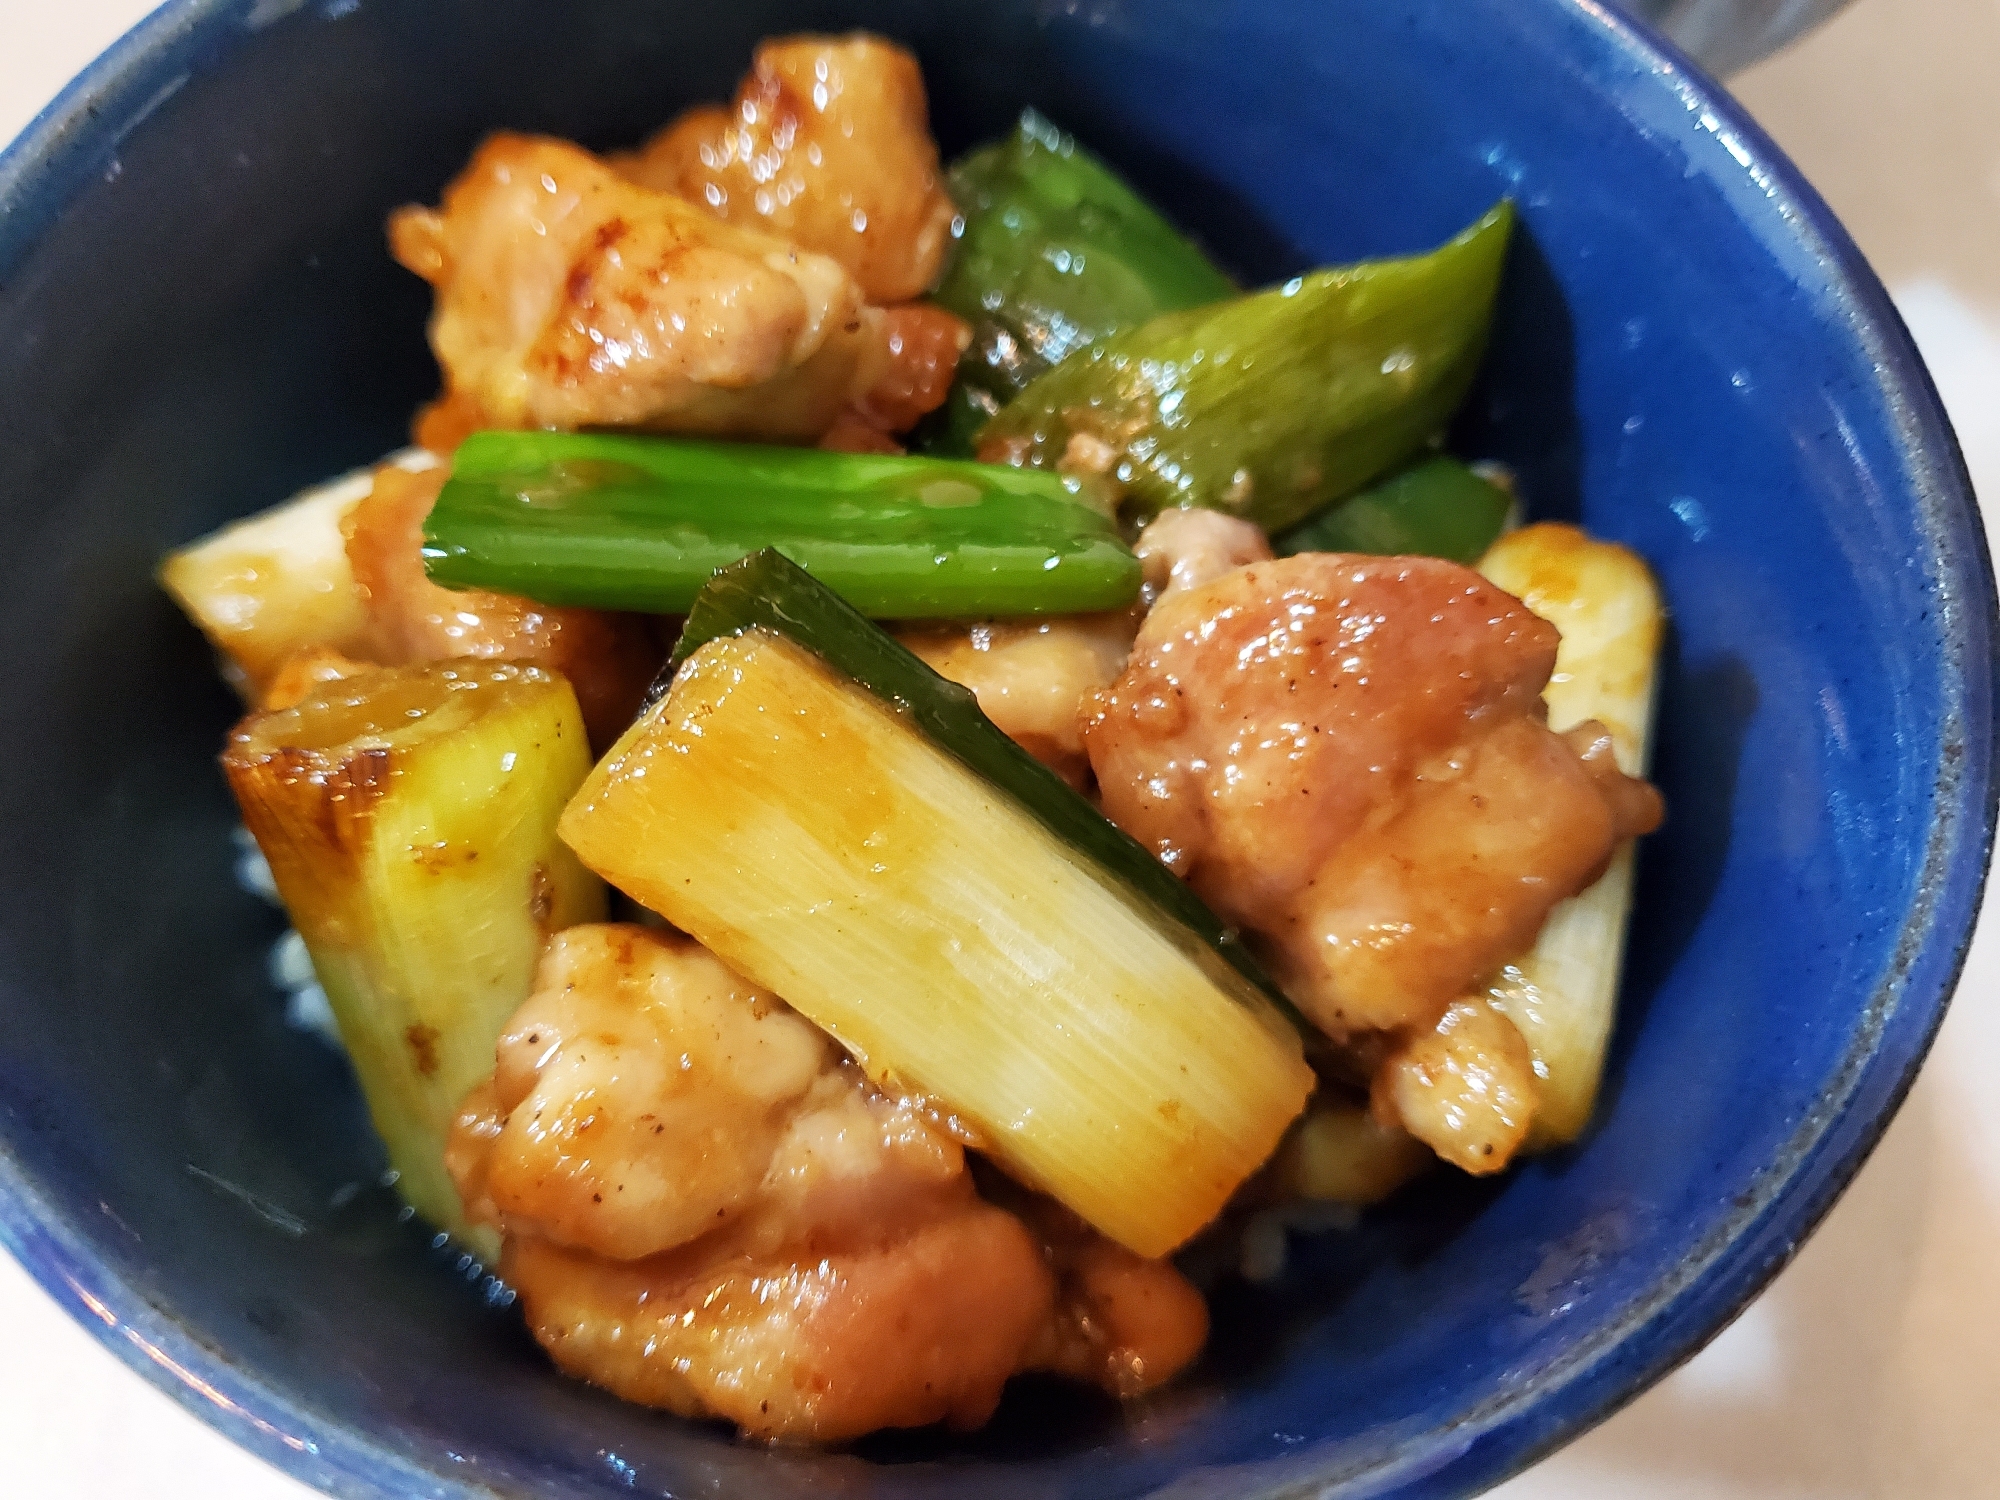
406;1022;442;1077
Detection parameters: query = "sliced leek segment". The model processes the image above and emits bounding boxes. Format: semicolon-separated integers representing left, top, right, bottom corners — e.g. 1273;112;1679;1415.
1479;522;1663;1147
665;548;1301;1021
224;660;604;1247
560;627;1313;1258
158;449;437;696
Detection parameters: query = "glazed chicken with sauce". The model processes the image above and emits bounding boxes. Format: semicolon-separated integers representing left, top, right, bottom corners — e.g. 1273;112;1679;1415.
174;25;1672;1452
342;463;658;746
389;34;964;452
187;35;967;741
614;34;959;305
1086;554;1660;1017
446;925;1206;1442
898;613;1136;788
390;134;889;441
1083;553;1662;1165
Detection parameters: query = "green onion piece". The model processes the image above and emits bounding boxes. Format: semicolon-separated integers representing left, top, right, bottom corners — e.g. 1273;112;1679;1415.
667;548;1304;1026
566;624;1312;1256
423;430;1141;619
978;202;1515;533
1276;456;1513;564
915;110;1236;454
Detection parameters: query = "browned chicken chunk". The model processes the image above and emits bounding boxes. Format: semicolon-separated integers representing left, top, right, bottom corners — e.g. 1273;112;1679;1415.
1005;1191;1211;1400
343;463;658;746
1083;554;1661;1049
1272;715;1650;1033
899;613;1138;788
619;35;958;304
1134;506;1275;601
1372;997;1540;1174
852;302;972;434
500;1212;1053;1444
448;924;1207;1443
389;134;890;440
817;301;973;453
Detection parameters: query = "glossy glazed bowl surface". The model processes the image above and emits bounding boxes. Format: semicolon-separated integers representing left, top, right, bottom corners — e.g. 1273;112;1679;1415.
0;2;1989;1497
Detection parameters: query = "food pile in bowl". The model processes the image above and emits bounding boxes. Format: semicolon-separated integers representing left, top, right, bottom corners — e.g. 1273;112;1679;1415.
159;31;1665;1445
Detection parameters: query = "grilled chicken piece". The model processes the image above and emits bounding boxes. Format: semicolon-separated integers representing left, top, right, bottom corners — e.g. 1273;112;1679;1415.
448;925;1205;1443
1002;1191;1210;1400
1083;554;1662;1044
617;34;957;304
1133;507;1274;601
1372;997;1541;1174
343;463;658;747
1268;715;1655;1034
852;302;971;433
500;1210;1053;1444
389;133;889;440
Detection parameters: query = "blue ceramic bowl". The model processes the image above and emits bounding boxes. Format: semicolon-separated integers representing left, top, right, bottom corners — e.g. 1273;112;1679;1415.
0;1;1989;1496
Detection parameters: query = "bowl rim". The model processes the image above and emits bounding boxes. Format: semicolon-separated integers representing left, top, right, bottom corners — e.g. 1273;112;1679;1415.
0;2;1992;1497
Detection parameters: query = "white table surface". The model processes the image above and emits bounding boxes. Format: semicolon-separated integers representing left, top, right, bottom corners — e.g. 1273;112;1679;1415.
4;1;1998;1494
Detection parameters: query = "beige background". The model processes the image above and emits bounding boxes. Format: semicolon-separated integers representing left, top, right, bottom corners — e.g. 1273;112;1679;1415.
2;1;1996;1494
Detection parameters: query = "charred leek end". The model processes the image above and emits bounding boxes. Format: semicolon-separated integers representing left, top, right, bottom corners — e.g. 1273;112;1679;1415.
158;449;438;696
978;202;1514;533
921;109;1235;453
224;661;605;1248
1275;456;1513;565
424;430;1140;618
1478;523;1662;1148
564;602;1311;1260
1272;1102;1434;1206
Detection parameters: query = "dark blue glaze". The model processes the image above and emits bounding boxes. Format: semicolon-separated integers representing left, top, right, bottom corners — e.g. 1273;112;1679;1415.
0;2;1989;1497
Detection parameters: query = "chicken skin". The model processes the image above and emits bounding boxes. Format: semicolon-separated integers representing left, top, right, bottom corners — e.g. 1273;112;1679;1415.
389;134;890;441
617;35;958;304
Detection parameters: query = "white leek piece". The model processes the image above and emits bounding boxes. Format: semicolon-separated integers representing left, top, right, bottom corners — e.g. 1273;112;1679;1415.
559;629;1314;1257
224;661;604;1244
1479;522;1663;1147
158;450;436;695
